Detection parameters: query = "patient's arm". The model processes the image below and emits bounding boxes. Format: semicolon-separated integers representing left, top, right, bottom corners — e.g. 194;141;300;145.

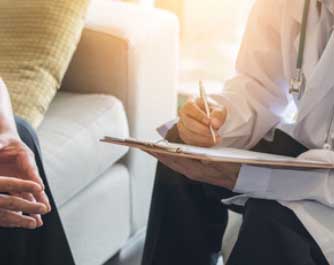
0;78;51;228
0;79;18;135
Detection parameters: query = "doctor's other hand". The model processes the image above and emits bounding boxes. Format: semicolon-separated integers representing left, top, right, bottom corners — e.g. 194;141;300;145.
177;98;227;147
151;152;240;190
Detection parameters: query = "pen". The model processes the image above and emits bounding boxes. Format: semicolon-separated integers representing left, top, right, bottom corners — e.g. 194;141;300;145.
199;80;216;144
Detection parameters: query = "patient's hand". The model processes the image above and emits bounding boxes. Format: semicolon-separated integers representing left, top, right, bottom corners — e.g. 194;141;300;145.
0;133;51;228
0;176;48;229
177;98;227;147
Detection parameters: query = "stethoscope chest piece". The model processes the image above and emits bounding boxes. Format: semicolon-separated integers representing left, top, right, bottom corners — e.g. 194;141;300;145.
289;69;306;100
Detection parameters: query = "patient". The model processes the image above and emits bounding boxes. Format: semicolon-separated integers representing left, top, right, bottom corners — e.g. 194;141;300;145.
0;79;75;265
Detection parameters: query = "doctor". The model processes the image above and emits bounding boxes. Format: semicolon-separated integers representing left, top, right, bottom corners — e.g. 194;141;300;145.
142;0;334;265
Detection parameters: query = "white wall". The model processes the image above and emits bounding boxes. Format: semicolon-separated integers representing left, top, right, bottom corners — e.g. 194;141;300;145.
179;0;254;83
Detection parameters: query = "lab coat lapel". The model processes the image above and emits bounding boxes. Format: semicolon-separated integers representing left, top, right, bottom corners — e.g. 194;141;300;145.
297;31;334;122
289;0;304;24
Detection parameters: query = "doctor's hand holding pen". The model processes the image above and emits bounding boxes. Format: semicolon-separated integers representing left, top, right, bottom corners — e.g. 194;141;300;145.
177;96;227;148
149;82;240;191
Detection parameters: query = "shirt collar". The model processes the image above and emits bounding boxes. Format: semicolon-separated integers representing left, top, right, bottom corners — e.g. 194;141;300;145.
320;0;334;15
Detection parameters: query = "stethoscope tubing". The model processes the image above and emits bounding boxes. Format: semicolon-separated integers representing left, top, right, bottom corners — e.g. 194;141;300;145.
290;0;333;150
297;0;311;70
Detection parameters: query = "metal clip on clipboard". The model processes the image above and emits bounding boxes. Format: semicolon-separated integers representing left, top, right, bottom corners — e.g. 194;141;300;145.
154;139;183;153
102;137;183;154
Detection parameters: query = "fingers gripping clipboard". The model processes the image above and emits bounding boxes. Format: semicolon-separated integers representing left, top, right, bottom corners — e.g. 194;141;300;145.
101;137;334;170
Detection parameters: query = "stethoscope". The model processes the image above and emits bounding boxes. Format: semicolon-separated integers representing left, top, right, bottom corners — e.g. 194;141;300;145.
289;0;310;99
289;0;334;150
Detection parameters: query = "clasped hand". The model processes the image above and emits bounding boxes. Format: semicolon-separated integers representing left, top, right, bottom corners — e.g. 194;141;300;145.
151;98;241;190
0;133;51;229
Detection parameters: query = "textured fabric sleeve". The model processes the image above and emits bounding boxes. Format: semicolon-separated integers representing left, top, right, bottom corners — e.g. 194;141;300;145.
234;149;334;208
234;165;334;208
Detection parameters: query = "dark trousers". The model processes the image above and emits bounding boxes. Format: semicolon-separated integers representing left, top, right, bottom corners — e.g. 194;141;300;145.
142;130;329;265
0;117;75;265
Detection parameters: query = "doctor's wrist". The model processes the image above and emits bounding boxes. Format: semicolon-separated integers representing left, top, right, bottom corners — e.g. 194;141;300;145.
217;163;241;190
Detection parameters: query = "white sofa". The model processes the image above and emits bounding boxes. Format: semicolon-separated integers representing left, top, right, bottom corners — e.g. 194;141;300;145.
37;1;179;265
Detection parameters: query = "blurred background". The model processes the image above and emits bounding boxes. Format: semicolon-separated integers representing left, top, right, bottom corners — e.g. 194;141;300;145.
0;1;258;264
122;0;254;95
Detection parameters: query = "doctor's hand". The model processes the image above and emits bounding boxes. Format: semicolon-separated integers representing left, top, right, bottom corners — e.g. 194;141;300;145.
151;152;240;190
177;98;227;147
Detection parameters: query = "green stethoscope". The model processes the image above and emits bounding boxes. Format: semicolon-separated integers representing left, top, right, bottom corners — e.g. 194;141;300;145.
289;0;311;99
289;0;334;150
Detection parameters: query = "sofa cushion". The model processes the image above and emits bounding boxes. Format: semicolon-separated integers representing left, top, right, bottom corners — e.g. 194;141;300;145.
60;164;131;265
0;0;89;128
38;92;129;206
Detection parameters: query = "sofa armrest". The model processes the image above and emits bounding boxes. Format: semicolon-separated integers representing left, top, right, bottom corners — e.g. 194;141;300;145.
61;0;179;233
62;1;179;113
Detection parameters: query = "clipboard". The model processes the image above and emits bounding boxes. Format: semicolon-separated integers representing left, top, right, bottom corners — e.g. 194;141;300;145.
101;136;334;170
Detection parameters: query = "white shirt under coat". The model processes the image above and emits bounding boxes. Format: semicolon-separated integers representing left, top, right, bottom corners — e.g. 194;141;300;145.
215;0;334;263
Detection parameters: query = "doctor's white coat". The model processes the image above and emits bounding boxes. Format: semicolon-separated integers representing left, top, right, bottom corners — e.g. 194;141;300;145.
216;0;334;263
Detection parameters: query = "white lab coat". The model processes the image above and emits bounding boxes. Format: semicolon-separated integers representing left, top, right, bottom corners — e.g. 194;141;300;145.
214;0;334;263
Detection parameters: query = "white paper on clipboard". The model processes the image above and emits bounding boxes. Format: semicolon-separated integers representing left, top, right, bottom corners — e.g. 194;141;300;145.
101;136;334;170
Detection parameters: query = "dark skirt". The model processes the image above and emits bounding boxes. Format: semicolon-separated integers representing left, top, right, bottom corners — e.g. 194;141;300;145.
0;117;75;265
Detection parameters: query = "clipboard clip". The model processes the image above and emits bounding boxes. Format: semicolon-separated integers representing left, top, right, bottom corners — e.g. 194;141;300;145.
102;136;183;153
154;139;183;153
